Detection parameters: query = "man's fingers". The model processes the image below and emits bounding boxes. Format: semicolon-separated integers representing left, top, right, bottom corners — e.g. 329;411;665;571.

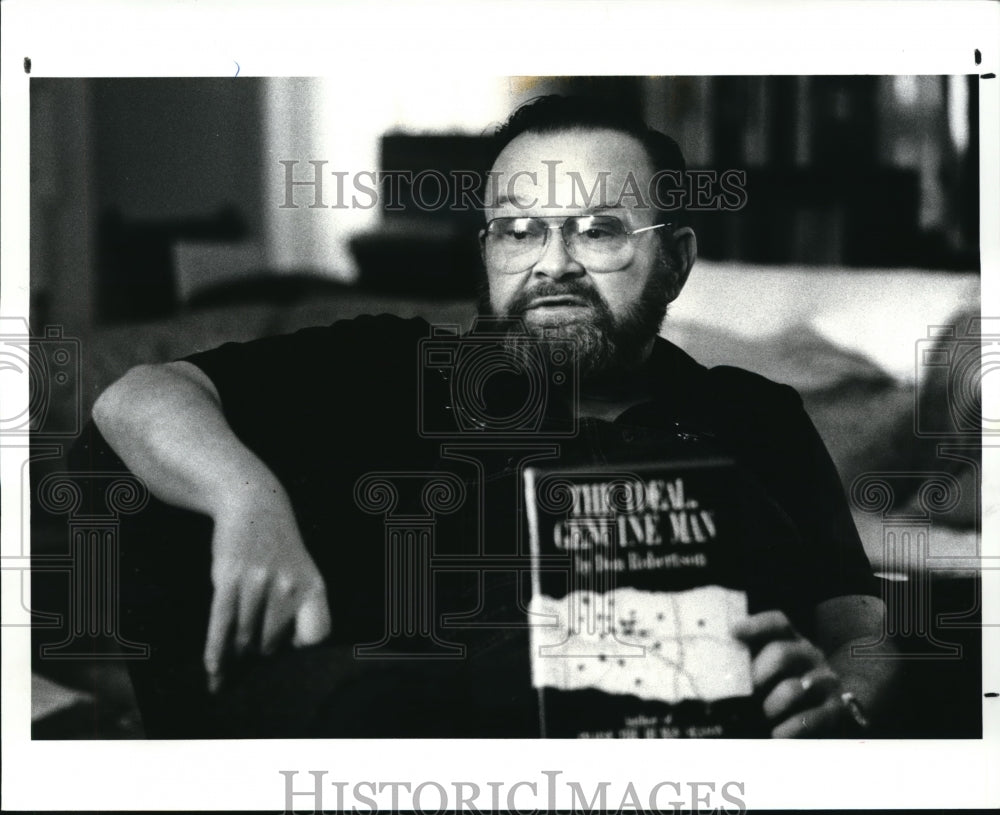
762;668;839;721
752;638;824;693
234;569;269;655
771;697;845;738
292;583;332;647
260;580;298;655
204;581;238;691
731;610;797;651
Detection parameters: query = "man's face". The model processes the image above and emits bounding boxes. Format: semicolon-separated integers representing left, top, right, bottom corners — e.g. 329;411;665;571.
482;128;681;378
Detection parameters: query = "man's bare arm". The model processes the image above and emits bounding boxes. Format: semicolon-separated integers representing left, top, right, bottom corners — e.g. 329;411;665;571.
816;594;898;723
94;361;273;513
93;361;331;690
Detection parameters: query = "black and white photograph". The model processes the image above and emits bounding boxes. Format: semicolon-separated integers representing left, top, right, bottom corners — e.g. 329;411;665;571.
2;1;998;812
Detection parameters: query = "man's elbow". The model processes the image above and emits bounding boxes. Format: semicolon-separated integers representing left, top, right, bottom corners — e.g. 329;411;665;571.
92;363;162;433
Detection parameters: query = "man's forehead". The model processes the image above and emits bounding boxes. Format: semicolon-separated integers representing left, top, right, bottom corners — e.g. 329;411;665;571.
486;128;655;214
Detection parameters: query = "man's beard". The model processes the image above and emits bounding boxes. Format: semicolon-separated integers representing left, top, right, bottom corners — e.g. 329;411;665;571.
479;267;671;381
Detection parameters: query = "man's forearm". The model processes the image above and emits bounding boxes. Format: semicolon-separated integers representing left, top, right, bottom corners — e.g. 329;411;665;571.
813;593;899;730
828;636;899;726
92;361;281;519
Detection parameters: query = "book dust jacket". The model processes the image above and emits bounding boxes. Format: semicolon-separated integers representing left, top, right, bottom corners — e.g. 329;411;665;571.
525;458;768;738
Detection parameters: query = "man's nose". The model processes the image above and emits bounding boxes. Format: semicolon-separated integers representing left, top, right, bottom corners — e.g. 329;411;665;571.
531;228;585;278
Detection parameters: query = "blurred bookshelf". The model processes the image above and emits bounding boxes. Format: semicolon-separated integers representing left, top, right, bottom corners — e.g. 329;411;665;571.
642;75;979;270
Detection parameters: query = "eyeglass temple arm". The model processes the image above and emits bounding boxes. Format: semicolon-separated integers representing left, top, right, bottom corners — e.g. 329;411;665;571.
539;222;670;236
627;223;670;236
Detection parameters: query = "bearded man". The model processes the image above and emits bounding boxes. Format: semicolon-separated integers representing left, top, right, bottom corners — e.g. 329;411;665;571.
91;95;895;738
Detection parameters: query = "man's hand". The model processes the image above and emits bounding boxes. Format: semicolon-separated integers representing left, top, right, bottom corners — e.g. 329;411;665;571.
204;489;332;692
732;610;857;738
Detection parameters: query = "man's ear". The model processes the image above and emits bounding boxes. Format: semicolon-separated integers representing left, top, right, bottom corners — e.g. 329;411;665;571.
478;228;487;265
664;226;697;302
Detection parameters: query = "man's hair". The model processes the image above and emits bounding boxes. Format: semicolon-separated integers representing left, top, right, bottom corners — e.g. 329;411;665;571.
491;94;689;227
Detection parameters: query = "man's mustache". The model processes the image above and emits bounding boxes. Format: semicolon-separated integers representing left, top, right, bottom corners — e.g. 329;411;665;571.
505;281;608;316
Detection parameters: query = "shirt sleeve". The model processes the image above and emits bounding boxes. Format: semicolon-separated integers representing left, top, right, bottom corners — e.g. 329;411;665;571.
708;366;880;606
778;388;881;600
179;314;432;645
181;314;429;462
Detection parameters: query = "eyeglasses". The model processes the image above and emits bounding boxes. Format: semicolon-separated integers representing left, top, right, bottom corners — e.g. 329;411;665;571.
482;215;669;274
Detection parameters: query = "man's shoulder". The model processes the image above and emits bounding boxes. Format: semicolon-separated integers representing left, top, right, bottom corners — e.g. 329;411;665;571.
274;312;436;381
313;313;433;343
194;313;432;360
650;336;802;418
182;313;434;401
704;364;802;405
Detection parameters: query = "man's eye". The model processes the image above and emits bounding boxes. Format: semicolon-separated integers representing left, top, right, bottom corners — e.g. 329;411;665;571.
581;226;615;240
500;224;537;241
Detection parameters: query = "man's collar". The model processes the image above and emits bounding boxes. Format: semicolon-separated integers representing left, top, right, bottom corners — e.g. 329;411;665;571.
604;335;716;436
645;334;710;398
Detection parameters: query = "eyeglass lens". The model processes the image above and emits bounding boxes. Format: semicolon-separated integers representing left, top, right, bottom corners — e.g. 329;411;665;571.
485;216;636;273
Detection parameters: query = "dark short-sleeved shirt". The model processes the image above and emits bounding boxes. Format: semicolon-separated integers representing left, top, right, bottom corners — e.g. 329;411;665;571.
183;313;878;736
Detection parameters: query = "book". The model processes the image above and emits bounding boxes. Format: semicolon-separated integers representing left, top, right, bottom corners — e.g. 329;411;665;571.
524;458;766;738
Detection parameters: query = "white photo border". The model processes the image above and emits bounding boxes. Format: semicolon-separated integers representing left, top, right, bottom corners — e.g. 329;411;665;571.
2;0;998;811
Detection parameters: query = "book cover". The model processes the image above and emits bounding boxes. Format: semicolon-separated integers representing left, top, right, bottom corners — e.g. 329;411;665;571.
524;458;766;738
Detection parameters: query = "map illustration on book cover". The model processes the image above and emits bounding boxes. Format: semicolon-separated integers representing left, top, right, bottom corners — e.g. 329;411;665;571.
524;458;766;738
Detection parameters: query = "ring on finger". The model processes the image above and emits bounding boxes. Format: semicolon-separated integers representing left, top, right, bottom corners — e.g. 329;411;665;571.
798;667;837;695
